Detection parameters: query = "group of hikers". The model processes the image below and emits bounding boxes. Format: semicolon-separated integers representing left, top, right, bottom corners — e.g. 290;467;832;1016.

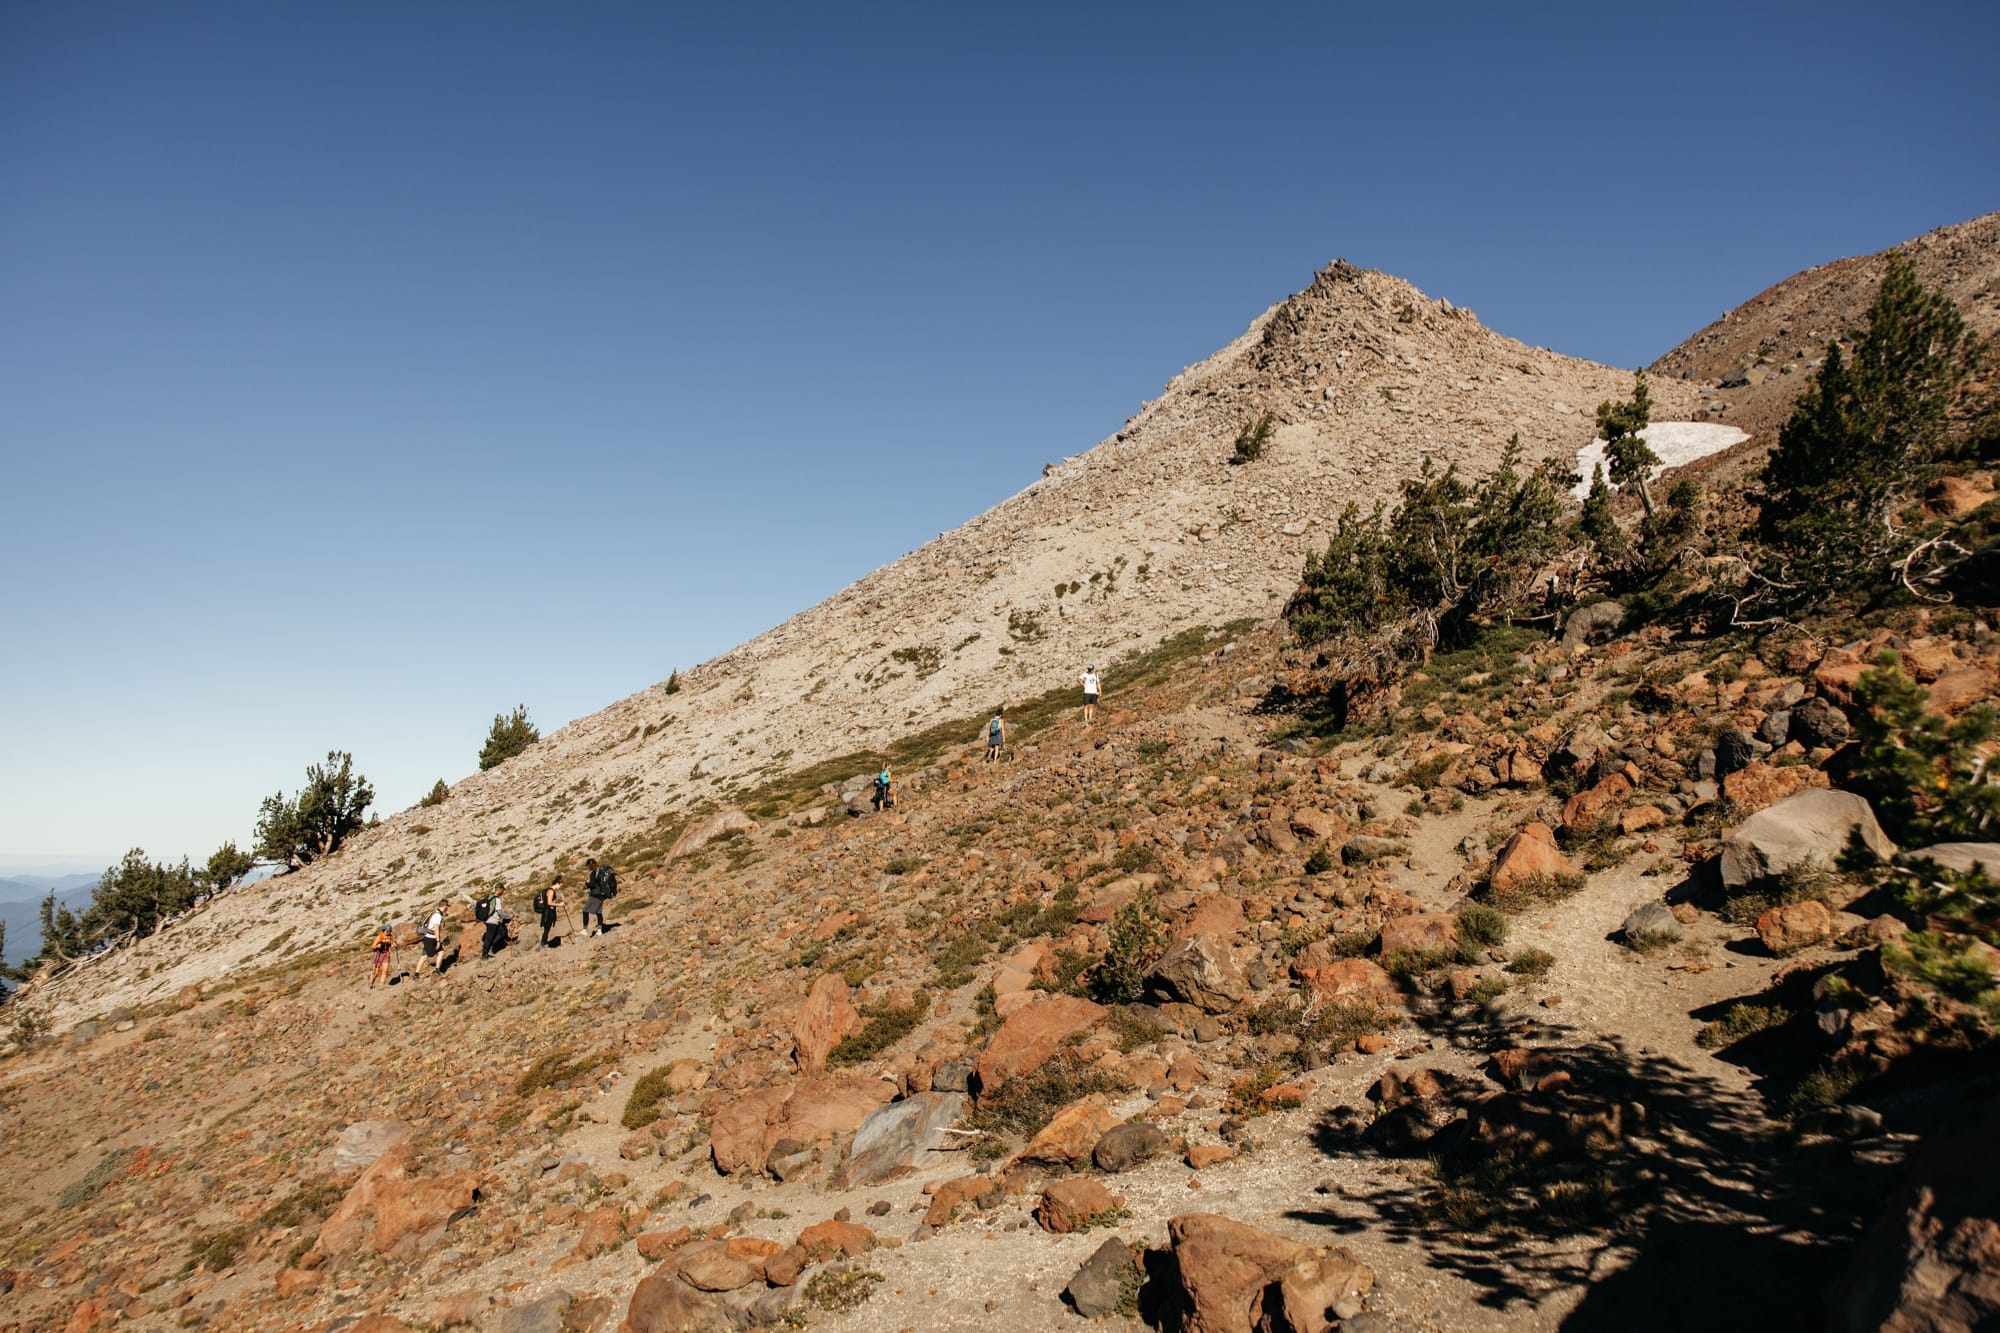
366;856;620;986
366;661;1108;982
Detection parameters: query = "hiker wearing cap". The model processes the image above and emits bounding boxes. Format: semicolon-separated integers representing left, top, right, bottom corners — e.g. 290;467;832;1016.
1079;664;1102;725
983;708;1006;763
369;923;396;987
419;902;446;976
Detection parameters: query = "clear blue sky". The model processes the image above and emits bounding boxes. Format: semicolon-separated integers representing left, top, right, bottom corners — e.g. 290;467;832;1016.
3;1;1996;873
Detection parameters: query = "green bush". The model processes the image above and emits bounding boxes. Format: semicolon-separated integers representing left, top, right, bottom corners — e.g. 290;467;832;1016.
1504;947;1556;979
965;1052;1125;1140
622;1066;672;1130
479;704;540;771
1457;903;1508;948
1847;656;2000;846
1695;1002;1792;1050
1089;896;1165;1004
829;991;932;1066
1302;844;1333;876
419;779;449;808
1230;411;1276;464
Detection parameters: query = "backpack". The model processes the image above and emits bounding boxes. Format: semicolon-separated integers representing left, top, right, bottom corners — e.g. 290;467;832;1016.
589;865;618;899
532;887;548;913
475;894;495;923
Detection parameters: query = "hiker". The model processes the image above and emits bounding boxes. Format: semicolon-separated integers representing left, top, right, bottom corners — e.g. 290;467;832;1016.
984;707;1006;763
419;901;446;976
368;922;396;987
582;857;618;937
534;876;563;947
1079;663;1101;725
872;764;896;811
479;887;511;959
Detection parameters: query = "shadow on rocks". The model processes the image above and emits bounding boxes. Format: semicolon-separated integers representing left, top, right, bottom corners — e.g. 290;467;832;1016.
1288;1006;1908;1332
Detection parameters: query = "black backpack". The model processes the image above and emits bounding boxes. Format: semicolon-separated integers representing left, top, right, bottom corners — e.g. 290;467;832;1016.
474;894;494;923
589;865;618;899
532;887;548;913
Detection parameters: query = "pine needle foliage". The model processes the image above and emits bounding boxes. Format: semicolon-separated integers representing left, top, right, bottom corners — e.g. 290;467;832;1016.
1847;654;2000;846
479;705;540;771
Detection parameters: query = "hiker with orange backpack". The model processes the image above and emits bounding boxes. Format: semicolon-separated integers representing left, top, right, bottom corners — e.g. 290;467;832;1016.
368;922;397;987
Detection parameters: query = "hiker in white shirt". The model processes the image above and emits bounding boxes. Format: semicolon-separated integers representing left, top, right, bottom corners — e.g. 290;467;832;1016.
1079;665;1101;725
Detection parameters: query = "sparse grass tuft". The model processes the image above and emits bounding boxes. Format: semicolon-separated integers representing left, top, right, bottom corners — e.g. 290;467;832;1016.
1695;1002;1792;1050
965;1053;1127;1142
623;1066;672;1130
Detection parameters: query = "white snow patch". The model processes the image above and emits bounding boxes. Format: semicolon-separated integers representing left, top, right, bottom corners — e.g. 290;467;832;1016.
1571;421;1749;498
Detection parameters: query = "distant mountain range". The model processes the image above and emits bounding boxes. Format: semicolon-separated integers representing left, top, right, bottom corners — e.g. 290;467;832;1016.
0;875;99;971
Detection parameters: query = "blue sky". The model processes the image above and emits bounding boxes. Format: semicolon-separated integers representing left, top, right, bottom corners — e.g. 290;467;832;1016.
3;1;1996;872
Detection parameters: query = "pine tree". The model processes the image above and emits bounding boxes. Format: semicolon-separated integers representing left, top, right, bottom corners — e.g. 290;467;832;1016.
1761;251;1983;600
479;705;540;770
1578;465;1628;564
1848;654;2000;845
255;751;375;866
199;842;255;894
1598;371;1659;517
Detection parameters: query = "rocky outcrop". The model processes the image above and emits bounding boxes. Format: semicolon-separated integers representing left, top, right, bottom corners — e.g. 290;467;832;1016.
1720;790;1897;889
1162;1213;1374;1333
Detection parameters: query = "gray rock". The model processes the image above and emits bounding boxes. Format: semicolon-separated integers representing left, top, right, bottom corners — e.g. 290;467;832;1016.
1064;1235;1137;1318
1341;835;1404;865
1547;722;1610;778
1715;729;1761;777
496;1292;570;1333
1562;601;1626;649
1789;696;1851;750
1620;902;1682;942
1146;936;1247;1014
931;1061;973;1093
1720;790;1898;890
333;1119;412;1174
1093;1123;1168;1173
843;1092;966;1186
1757;710;1792;746
1900;842;2000;878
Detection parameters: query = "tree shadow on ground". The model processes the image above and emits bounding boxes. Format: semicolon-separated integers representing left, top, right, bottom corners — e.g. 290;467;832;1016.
1287;1006;1907;1331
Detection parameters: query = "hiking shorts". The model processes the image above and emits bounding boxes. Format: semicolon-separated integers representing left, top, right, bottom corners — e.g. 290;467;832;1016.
421;937;439;958
585;896;605;917
1083;692;1099;705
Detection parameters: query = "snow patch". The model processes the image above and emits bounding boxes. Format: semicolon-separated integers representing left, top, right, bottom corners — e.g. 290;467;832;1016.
1571;421;1749;498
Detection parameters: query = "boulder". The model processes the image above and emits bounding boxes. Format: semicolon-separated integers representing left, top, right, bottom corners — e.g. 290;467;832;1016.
774;1075;898;1147
1093;1123;1169;1173
1489;823;1580;893
1929;667;1996;714
1715;729;1762;777
1377;913;1459;957
176;984;202;1010
795;1219;877;1257
1064;1236;1139;1319
1902;842;2000;878
332;1120;411;1175
1721;762;1825;812
1164;1213;1374;1333
708;1085;793;1175
496;1293;570;1333
1014;1100;1119;1168
1756;900;1832;956
790;973;861;1076
1295;958;1397;1003
1037;1178;1121;1234
1148;936;1249;1013
1546;722;1610;778
1562;601;1626;649
924;1175;999;1227
844;1091;966;1186
620;1262;725;1333
1619;903;1682;944
1561;772;1632;832
1720;790;1897;890
1174;894;1247;941
313;1145;479;1260
1789;696;1851;750
1081;875;1162;924
975;996;1106;1094
677;1241;760;1292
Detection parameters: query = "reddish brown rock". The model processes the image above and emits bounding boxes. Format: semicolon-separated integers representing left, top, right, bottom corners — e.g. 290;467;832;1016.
1377;913;1459;956
621;1261;722;1332
313;1145;479;1260
176;984;202;1010
763;1244;810;1287
1295;957;1397;1003
635;1227;693;1260
925;1175;1000;1228
1561;771;1632;833
1015;1100;1119;1167
790;973;861;1076
795;1219;877;1257
573;1204;625;1259
678;1241;760;1292
1186;1144;1235;1169
1620;805;1668;834
1722;762;1825;812
1175;893;1247;941
708;1084;793;1175
1498;747;1544;787
1929;667;1995;715
1757;900;1832;956
1165;1213;1374;1333
974;996;1106;1094
1037;1178;1121;1234
274;1268;323;1298
1489;823;1579;894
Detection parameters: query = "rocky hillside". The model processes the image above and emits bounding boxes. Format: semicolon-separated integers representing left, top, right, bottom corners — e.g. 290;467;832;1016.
6;219;2000;1333
1652;210;2000;443
25;261;1702;1031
